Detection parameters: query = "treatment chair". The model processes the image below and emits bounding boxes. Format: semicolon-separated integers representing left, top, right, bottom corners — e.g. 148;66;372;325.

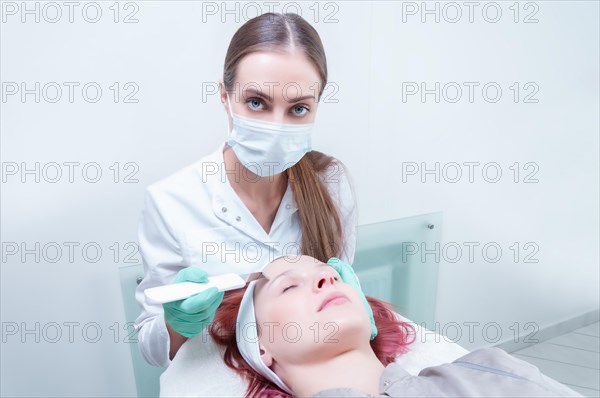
120;211;465;397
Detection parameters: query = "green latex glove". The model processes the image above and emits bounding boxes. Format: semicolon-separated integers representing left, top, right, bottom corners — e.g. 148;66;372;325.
162;267;224;338
327;257;378;340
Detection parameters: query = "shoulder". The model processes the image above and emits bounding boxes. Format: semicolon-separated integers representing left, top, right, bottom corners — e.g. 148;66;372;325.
319;159;350;187
310;387;372;397
302;152;356;221
454;347;531;371
308;151;354;196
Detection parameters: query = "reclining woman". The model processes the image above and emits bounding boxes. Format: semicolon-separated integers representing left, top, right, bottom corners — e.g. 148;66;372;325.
209;255;583;397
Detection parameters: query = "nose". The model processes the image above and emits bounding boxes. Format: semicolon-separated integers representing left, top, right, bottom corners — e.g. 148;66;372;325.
313;269;337;292
270;108;287;124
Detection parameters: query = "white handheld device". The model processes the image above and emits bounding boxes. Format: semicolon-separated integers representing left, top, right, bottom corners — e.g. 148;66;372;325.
144;272;263;304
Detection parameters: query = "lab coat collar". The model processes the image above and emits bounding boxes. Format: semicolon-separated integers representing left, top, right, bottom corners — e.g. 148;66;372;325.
206;142;299;242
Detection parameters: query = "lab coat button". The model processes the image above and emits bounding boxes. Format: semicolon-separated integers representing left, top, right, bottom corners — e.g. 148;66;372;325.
235;216;241;222
285;204;291;210
221;207;227;213
383;380;390;387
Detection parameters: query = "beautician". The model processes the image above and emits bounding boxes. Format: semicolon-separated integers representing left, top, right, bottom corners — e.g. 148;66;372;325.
134;12;358;368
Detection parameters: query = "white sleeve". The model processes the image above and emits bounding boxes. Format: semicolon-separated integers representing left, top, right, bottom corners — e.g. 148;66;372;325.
323;161;358;264
134;187;186;368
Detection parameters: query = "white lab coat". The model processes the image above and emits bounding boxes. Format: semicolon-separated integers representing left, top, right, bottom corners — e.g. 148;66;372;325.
134;143;358;368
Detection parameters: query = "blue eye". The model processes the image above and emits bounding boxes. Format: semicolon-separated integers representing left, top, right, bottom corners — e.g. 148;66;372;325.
292;105;309;116
246;98;264;111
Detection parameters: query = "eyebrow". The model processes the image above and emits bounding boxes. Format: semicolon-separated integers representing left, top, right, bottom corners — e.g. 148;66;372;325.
244;88;316;103
265;269;296;290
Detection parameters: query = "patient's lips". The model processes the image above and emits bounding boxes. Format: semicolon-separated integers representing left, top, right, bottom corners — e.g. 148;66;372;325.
318;292;350;312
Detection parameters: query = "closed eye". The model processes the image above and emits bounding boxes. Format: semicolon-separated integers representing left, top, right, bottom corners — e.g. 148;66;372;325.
282;285;296;293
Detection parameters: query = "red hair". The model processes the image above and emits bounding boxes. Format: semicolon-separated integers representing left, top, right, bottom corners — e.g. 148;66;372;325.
208;288;416;398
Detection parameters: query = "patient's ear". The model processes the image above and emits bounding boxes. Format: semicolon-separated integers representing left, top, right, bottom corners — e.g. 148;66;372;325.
259;344;273;367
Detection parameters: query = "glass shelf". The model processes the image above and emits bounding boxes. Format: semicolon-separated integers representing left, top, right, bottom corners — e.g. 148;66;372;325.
353;211;442;330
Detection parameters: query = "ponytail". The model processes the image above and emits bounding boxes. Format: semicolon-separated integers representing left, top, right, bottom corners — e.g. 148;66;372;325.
286;151;344;262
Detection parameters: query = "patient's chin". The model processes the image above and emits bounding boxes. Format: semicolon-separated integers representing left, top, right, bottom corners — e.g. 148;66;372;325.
268;317;369;366
327;316;370;344
308;316;369;355
321;305;370;336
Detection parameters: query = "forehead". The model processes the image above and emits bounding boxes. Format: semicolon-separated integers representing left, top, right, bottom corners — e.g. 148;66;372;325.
235;51;321;99
263;255;323;276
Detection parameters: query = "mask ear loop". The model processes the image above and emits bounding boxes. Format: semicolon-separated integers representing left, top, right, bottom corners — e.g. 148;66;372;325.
226;92;243;142
226;93;233;118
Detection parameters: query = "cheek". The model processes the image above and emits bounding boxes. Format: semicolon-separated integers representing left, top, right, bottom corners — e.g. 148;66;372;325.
256;297;314;347
341;286;365;309
256;297;303;329
339;287;372;323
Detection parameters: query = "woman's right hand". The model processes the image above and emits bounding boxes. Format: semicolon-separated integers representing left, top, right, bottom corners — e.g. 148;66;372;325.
326;257;378;341
162;267;225;338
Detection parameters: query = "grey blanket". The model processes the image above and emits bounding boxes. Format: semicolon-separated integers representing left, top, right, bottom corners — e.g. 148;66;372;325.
311;347;584;397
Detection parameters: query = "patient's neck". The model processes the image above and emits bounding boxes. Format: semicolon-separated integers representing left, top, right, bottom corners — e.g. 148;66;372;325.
279;346;385;397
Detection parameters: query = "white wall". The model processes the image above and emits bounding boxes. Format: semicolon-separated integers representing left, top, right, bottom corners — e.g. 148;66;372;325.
1;1;598;396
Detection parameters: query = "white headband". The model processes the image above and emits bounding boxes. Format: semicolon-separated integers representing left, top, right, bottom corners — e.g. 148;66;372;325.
236;280;293;394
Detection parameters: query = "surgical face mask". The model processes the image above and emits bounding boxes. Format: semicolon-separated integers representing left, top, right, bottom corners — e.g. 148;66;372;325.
226;94;313;177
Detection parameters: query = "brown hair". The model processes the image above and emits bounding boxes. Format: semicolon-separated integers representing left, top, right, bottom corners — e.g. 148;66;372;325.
223;13;344;262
